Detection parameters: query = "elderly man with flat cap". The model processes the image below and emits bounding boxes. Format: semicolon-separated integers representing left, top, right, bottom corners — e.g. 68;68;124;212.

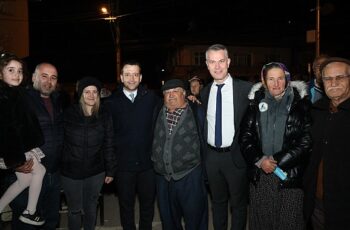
152;79;208;230
304;57;350;230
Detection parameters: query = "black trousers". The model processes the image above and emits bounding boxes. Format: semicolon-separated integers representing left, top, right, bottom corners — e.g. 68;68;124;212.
115;168;156;230
205;148;248;230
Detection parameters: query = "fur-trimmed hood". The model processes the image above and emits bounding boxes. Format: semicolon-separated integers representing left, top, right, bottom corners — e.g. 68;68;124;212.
248;81;308;100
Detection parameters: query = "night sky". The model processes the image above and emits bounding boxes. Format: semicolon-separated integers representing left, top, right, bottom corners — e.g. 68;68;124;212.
27;0;350;86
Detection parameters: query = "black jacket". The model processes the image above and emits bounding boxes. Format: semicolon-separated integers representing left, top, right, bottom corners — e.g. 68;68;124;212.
61;104;116;179
106;85;160;172
26;86;64;173
0;81;44;168
303;98;350;229
240;81;312;188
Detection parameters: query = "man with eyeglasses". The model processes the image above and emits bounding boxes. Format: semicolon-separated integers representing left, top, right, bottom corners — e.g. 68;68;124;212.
304;57;350;230
106;61;160;230
200;44;252;230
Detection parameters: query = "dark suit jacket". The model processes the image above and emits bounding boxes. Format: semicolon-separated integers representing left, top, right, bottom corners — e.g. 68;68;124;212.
200;77;252;168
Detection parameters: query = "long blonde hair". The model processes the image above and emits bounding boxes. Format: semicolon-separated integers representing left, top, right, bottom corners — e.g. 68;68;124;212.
79;93;100;117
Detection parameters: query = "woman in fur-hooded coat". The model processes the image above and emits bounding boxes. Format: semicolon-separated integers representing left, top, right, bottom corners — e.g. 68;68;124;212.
239;62;312;230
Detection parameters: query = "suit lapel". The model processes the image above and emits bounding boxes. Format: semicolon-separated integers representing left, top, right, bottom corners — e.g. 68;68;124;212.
201;82;212;108
201;82;213;142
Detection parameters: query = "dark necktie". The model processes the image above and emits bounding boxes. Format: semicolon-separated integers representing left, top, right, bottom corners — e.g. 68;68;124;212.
215;84;224;147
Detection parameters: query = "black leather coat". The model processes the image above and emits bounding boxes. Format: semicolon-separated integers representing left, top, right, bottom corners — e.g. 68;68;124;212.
239;81;312;188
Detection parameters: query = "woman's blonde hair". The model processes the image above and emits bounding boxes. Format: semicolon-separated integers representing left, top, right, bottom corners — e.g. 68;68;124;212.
79;90;100;117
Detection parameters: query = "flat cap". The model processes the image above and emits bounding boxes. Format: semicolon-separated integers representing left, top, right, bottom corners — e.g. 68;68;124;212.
161;79;185;92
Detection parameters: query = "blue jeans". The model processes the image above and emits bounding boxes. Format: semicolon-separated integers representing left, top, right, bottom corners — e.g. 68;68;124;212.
61;172;105;230
7;171;61;230
157;166;208;230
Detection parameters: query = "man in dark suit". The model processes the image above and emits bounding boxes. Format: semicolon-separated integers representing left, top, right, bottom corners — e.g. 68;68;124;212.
106;61;159;230
200;44;252;230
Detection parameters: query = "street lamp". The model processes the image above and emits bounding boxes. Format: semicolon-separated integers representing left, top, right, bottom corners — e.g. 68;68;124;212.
101;7;117;21
100;5;121;81
100;7;109;15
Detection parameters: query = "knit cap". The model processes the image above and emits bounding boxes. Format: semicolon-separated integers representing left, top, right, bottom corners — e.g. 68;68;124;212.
77;76;102;98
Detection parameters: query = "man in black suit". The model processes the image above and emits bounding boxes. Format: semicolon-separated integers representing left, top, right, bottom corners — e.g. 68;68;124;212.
200;44;252;230
106;61;159;230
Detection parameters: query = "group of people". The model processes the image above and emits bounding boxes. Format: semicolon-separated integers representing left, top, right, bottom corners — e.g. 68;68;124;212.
0;53;116;230
0;43;349;230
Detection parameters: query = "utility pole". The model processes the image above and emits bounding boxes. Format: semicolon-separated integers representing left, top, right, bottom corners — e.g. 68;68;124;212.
316;0;320;57
115;0;121;81
101;2;120;82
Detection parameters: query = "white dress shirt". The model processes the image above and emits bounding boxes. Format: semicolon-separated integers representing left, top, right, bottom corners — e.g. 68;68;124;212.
207;75;235;147
123;88;138;102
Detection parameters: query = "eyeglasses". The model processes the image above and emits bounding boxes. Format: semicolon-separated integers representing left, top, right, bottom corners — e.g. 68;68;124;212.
322;75;350;83
122;73;140;78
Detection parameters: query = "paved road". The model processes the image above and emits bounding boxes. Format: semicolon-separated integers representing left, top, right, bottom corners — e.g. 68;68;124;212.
2;191;238;229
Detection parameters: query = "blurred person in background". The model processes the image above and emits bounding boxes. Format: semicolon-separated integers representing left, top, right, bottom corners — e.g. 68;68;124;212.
309;54;329;103
189;76;204;97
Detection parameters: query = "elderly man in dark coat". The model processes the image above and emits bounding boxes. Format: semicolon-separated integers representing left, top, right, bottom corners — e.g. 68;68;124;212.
304;57;350;230
152;79;208;230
